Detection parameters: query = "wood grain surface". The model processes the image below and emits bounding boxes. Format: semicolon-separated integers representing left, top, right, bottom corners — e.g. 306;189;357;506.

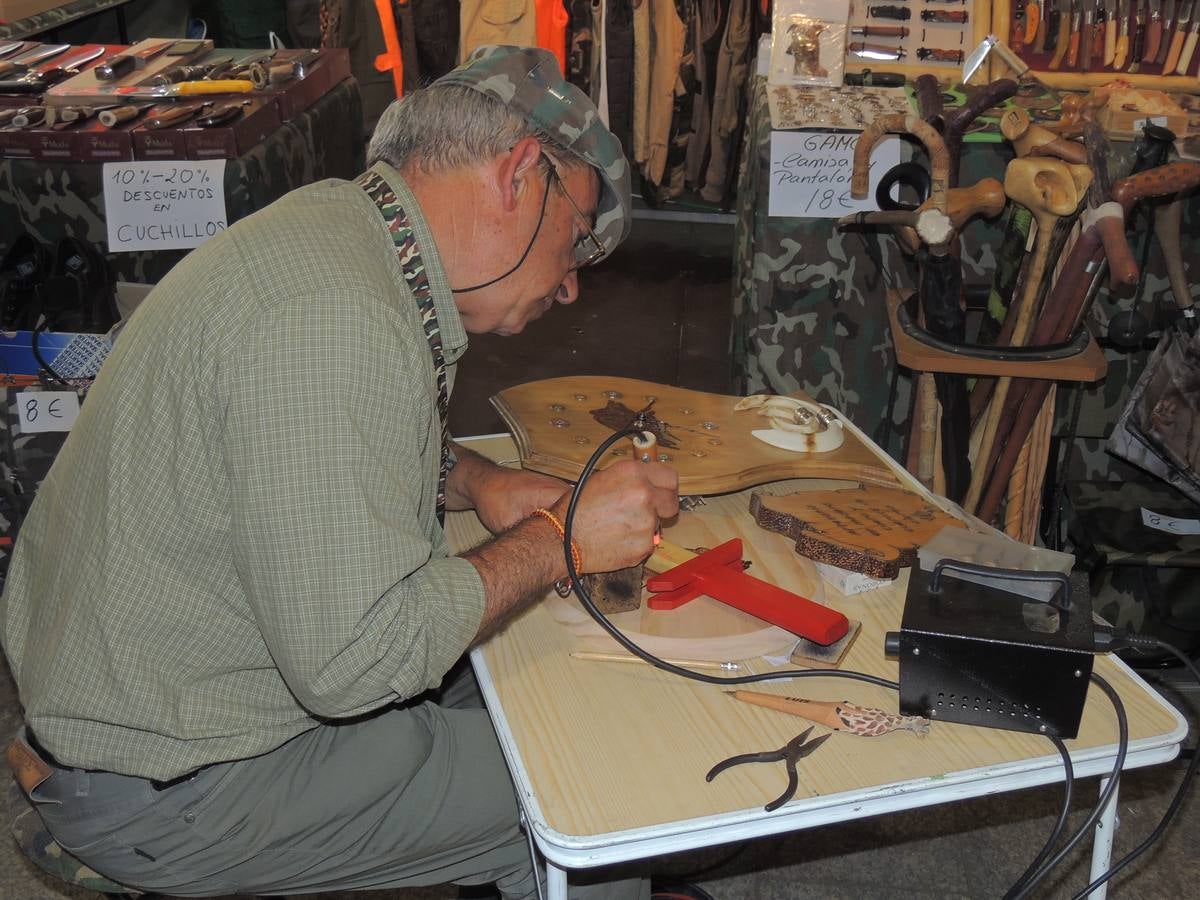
451;436;1181;839
490;376;901;495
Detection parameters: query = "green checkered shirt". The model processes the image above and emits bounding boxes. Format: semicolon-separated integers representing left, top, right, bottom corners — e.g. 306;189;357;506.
1;163;486;780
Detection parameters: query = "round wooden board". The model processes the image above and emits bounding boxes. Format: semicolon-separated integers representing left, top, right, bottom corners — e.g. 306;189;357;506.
546;510;827;662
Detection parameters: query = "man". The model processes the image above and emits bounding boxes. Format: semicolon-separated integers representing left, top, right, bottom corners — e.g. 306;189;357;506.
2;46;677;899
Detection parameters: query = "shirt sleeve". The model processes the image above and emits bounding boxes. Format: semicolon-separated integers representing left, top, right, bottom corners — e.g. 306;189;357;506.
218;291;484;719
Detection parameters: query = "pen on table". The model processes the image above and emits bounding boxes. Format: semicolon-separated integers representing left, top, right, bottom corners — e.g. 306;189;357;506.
569;651;745;671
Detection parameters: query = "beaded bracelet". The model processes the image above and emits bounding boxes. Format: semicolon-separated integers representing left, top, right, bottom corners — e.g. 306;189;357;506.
530;507;583;574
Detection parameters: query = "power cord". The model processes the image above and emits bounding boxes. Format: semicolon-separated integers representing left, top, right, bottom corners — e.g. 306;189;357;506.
1004;673;1127;900
1006;736;1075;896
1069;633;1200;898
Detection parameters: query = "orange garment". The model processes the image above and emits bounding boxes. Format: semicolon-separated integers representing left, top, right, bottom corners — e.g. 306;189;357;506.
535;0;569;74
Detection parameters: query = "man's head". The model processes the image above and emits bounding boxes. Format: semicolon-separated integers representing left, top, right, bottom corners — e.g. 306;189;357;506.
367;46;631;335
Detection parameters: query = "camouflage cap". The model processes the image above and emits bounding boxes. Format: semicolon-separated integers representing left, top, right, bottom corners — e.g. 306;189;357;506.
437;45;632;257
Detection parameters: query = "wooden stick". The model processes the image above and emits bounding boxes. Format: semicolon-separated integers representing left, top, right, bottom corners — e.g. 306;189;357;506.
570;651;745;672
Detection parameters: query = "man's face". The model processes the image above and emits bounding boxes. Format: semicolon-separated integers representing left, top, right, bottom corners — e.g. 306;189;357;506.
461;157;602;336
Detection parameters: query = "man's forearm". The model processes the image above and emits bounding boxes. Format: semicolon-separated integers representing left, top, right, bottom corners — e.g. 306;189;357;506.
444;441;494;511
461;515;565;643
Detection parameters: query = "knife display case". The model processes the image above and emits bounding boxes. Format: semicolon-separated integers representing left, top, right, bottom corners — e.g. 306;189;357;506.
992;0;1200;90
844;0;993;79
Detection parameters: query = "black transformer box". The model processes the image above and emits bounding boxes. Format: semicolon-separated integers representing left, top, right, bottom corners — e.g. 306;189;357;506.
891;563;1095;739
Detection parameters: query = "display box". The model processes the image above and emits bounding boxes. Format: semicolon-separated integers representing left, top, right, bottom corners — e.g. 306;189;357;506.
842;0;992;80
769;0;851;88
183;97;281;159
991;0;1200;92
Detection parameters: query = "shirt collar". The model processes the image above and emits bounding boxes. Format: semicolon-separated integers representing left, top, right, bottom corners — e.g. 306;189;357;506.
368;161;469;365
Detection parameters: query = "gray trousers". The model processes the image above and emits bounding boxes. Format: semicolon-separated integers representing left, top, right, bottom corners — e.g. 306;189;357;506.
28;665;648;899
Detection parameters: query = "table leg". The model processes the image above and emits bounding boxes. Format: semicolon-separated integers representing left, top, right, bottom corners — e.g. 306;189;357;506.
1088;774;1121;900
546;860;569;900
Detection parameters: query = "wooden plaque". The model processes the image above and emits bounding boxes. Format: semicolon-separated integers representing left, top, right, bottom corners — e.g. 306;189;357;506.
750;484;966;580
490;377;901;496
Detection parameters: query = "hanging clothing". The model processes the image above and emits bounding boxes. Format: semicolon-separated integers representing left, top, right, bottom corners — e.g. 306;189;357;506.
701;0;753;204
631;0;651;166
460;0;536;62
684;0;726;189
605;0;634;154
641;0;687;186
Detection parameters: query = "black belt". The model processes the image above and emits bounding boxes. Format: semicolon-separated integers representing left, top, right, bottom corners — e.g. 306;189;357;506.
25;729;204;791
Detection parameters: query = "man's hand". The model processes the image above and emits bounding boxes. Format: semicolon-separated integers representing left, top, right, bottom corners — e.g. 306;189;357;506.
552;459;679;574
445;442;569;533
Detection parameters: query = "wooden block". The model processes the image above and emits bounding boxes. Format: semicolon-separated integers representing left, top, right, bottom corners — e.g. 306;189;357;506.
791;618;861;668
750;484;965;580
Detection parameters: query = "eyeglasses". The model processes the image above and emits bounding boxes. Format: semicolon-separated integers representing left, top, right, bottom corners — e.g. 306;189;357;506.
543;155;607;270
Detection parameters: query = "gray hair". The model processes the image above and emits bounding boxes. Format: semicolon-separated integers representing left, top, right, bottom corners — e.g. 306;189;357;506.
367;83;585;176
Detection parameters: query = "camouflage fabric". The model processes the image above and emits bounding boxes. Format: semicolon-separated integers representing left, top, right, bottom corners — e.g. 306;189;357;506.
6;779;137;895
1066;480;1200;646
439;44;633;257
0;78;364;285
0;0;128;40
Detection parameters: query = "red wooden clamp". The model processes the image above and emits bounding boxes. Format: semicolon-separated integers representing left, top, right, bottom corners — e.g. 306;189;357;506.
645;539;849;646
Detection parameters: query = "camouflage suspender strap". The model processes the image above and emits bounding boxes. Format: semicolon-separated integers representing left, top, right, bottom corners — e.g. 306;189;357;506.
356;169;450;525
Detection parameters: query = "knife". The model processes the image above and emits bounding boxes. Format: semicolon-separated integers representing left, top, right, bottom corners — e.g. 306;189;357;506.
94;40;176;81
851;25;911;37
1145;0;1165;59
1034;0;1051;51
1012;0;1029;51
1154;0;1177;63
1104;0;1119;64
0;46;106;93
1178;3;1200;71
1164;0;1193;69
0;43;70;79
1115;0;1133;67
0;42;26;59
1050;0;1073;68
196;101;247;127
151;58;232;86
10;106;45;128
1026;1;1042;44
103;79;255;99
144;102;211;130
248;49;320;89
1129;0;1148;71
1067;1;1084;66
97;103;153;127
843;70;907;86
849;42;907;61
1081;2;1097;69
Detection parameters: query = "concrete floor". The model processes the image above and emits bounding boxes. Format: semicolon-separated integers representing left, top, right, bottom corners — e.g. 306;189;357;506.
3;219;1199;899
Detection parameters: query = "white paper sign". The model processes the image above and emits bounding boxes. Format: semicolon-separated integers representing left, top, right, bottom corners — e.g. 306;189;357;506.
15;391;80;434
769;131;901;219
103;160;228;253
1141;507;1200;536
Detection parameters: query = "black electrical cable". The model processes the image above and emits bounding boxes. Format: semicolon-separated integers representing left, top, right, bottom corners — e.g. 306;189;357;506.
1006;673;1128;900
1006;736;1075;897
30;318;71;387
1070;637;1200;898
560;425;899;692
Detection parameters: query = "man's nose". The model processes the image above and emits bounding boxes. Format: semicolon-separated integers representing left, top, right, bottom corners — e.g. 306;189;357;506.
556;270;580;305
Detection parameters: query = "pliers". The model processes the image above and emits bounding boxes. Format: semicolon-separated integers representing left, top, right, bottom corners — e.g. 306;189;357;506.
705;726;832;812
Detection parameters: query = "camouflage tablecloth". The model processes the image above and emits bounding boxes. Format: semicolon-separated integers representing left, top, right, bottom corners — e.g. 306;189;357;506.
0;77;364;285
732;74;1200;479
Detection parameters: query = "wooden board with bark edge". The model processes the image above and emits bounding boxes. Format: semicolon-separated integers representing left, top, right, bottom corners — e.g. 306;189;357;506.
490;376;901;496
750;484;966;580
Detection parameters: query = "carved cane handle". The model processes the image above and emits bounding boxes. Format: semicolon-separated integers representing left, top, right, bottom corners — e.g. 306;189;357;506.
1000;107;1087;162
852;115;949;215
1027;137;1090;164
1088;202;1139;285
943;79;1019;136
1112;161;1200;210
913;74;944;123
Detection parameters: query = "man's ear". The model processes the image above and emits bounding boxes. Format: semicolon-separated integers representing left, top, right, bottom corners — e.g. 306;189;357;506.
497;136;544;212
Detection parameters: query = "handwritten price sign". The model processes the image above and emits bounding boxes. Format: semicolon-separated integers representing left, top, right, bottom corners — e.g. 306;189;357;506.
103;160;228;252
15;391;80;434
768;131;901;219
